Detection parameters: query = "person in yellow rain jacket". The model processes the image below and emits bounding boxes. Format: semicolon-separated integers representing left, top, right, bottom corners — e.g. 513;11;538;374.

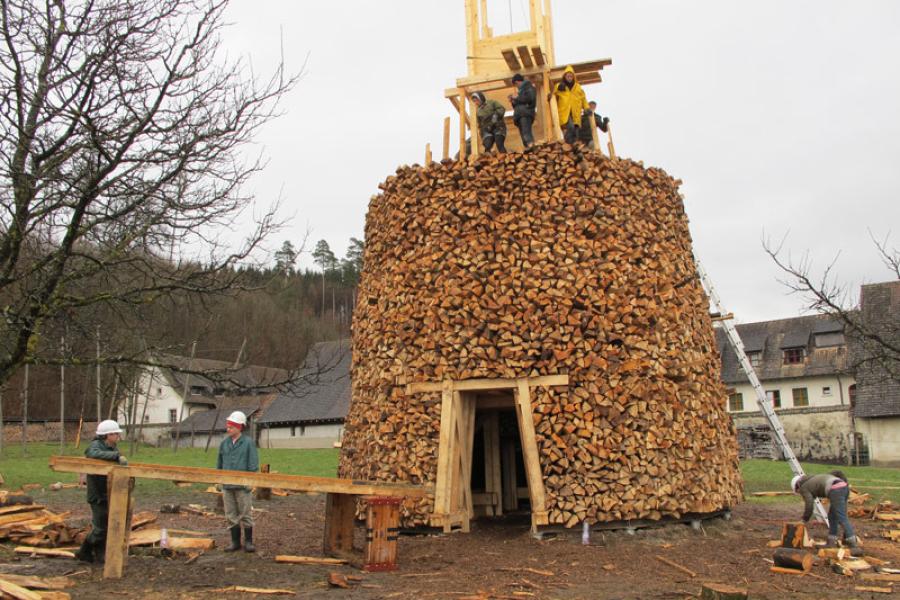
553;65;589;144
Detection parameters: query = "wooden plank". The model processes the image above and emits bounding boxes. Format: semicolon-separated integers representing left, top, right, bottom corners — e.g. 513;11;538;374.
424;143;432;166
549;91;562;141
606;121;617;159
531;46;545;66
589;109;602;155
655;555;697;578
517;46;534;69
48;457;429;498
13;547;74;558
364;498;401;572
407;374;569;394
468;95;480;159
514;379;547;532
323;493;356;556
442;117;451;161
860;572;900;582
501;49;522;71
103;469;133;579
458;94;467;160
0;575;73;591
0;578;42;600
275;555;348;565
453;58;611;90
433;381;456;519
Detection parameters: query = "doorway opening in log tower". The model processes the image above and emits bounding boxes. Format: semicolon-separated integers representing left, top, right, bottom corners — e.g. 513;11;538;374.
470;392;530;520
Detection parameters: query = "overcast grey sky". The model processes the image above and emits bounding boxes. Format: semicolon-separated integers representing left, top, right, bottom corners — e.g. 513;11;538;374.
220;1;900;323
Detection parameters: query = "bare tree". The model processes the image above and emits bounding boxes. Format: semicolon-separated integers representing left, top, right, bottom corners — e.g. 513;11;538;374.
0;0;301;386
763;231;900;384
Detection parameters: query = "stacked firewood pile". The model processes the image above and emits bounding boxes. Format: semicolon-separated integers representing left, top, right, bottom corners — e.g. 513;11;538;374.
340;142;743;526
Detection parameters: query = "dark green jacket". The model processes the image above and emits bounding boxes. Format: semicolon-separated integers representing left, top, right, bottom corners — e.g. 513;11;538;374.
216;434;259;490
476;99;507;134
85;437;122;505
511;80;536;120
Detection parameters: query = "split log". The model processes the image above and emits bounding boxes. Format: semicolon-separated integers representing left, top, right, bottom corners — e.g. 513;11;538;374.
0;575;74;590
13;547;75;559
274;555;348;565
339;142;743;527
780;522;811;548
769;566;808;575
0;578;42;600
772;548;813;572
699;584;748;600
327;572;350;588
0;493;34;507
817;548;849;560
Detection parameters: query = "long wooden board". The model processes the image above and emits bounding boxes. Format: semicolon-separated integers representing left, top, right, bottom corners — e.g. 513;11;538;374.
407;374;569;394
49;456;429;498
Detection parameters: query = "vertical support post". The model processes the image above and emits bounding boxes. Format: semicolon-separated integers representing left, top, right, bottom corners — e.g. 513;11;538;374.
363;496;401;572
606;122;617;159
589;111;603;155
484;411;502;516
514;379;548;532
540;71;553;144
549;92;563;142
458;94;468;161
323;492;356;557
103;467;134;579
425;143;432;166
442;117;451;161
432;381;456;528
468;97;481;159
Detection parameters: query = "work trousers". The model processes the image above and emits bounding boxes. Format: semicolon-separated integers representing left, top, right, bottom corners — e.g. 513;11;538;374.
80;500;109;561
562;118;579;144
223;487;254;529
515;115;534;148
827;486;855;540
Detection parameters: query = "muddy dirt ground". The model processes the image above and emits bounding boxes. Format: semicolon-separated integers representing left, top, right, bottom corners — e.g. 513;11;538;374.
2;494;898;599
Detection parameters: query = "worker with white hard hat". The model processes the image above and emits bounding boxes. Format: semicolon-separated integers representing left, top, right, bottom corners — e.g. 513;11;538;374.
216;410;259;552
75;420;128;564
791;470;859;548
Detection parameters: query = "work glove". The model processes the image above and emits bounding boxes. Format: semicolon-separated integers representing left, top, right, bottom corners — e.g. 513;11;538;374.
118;455;128;466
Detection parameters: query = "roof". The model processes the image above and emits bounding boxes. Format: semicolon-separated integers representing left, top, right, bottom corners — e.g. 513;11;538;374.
256;340;351;426
152;354;289;399
716;314;850;384
851;280;900;418
170;394;277;435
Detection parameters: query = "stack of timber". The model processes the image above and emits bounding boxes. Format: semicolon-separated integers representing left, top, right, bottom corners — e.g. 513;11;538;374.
0;504;83;548
340;142;743;527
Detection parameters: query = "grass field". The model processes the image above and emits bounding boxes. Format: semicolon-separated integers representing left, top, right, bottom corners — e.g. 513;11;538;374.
742;459;900;505
0;443;339;503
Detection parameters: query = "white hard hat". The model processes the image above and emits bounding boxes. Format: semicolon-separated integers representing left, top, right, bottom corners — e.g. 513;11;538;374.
226;411;247;426
97;420;123;436
790;475;803;492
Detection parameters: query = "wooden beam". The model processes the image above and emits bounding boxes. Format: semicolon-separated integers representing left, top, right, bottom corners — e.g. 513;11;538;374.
531;46;545;66
49;456;430;498
589;110;602;155
103;468;134;579
323;493;355;557
458;93;467;160
406;374;569;394
516;46;534;68
442;117;451;161
606;121;617;159
514;379;548;532
432;381;456;519
424;143;432;166
450;58;612;92
468;95;481;159
501;49;522;71
549;91;562;141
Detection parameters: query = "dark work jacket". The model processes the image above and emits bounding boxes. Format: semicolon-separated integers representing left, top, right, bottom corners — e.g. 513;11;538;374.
511;80;536;120
578;111;604;142
217;434;259;490
85;437;122;505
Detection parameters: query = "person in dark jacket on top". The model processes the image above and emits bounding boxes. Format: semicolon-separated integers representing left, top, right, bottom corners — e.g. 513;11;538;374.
217;411;259;552
508;73;537;148
75;420;128;564
471;92;507;153
577;101;610;148
792;472;859;548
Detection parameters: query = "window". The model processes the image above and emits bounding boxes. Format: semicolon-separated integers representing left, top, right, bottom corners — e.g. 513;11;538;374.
815;332;845;347
792;388;809;407
849;384;857;409
783;347;805;365
190;385;204;395
747;352;762;368
767;390;781;409
169;409;178;423
728;392;744;412
822;386;832;396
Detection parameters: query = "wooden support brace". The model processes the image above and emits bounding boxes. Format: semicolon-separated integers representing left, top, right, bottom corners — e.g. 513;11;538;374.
442;117;451;160
425;143;432;166
103;468;134;579
589;111;602;155
458;94;467;160
606;122;617;159
468;96;481;159
323;492;356;558
514;379;548;532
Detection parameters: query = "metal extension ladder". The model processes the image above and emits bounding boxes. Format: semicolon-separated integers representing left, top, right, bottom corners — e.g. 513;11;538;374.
696;260;829;524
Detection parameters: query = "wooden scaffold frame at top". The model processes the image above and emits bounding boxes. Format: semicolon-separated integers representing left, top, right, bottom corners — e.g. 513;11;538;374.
406;374;569;533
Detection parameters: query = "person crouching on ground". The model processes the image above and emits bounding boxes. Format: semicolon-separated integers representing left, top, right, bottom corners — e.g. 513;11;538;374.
217;411;259;552
791;471;860;548
75;420;128;564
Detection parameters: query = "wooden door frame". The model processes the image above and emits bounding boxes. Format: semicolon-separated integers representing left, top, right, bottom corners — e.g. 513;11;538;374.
407;374;568;532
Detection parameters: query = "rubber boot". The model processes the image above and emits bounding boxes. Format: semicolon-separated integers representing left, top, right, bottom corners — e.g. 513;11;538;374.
845;535;861;549
243;527;255;553
825;535;839;548
224;525;241;552
93;538;106;565
74;537;94;563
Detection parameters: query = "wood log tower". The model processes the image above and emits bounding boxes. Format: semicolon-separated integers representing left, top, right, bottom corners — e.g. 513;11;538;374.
339;1;743;534
445;0;614;159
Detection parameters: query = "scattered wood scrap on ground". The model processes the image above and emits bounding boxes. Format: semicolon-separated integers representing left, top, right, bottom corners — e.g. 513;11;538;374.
699;583;748;600
274;555;348;566
0;572;77;600
209;585;295;595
